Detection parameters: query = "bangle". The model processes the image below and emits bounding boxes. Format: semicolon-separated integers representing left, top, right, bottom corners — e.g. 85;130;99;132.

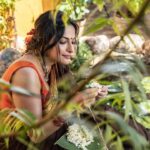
52;116;65;127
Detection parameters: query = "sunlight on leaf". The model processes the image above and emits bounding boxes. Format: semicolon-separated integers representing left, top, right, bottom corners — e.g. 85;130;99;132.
141;77;150;93
93;0;104;11
121;79;132;120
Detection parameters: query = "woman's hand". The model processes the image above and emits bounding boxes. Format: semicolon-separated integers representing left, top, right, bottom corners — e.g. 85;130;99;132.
96;85;108;99
85;81;108;100
71;88;99;108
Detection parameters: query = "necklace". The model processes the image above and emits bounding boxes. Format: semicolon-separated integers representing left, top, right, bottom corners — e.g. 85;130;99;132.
37;55;50;82
25;51;50;82
42;64;50;82
36;54;58;98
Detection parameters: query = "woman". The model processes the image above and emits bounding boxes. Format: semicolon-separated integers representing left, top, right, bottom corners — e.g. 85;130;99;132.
0;11;107;149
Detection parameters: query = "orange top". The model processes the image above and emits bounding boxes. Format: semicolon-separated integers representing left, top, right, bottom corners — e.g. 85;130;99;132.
0;61;49;109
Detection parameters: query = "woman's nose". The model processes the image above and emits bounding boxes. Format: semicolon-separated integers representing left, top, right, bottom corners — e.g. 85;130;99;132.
67;41;74;53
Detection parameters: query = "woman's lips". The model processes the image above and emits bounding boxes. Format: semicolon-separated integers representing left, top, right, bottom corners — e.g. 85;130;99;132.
62;55;72;59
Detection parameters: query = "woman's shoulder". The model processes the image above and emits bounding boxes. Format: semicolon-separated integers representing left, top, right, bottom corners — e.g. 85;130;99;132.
12;65;39;78
11;66;41;91
2;55;40;82
8;56;42;93
8;53;41;74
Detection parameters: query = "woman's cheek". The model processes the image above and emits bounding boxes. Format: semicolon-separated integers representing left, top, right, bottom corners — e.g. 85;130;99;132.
58;44;67;53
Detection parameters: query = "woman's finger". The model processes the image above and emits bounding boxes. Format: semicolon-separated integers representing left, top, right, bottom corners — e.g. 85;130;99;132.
83;98;95;107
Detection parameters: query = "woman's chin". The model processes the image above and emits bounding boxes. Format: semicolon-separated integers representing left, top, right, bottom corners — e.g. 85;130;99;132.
60;59;72;65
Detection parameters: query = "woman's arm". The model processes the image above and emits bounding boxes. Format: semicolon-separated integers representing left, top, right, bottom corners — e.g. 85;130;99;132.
11;67;101;143
11;67;64;143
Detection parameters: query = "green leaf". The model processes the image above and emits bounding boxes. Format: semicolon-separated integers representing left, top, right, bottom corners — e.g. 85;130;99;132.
112;20;122;35
56;134;79;150
55;134;102;150
107;84;122;93
116;136;124;150
0;79;40;97
84;17;112;35
4;138;9;149
141;77;150;93
134;101;150;129
70;42;92;71
10;86;39;97
93;0;104;11
104;125;116;143
17;136;38;150
10;109;36;126
129;67;147;101
124;0;144;16
106;112;149;150
95;92;125;106
121;79;132;120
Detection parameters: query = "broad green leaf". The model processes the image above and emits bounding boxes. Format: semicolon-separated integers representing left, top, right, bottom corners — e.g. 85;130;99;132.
56;134;80;150
100;61;131;74
55;134;102;150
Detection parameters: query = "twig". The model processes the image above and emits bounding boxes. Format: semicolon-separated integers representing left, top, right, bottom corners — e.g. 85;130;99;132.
88;107;109;150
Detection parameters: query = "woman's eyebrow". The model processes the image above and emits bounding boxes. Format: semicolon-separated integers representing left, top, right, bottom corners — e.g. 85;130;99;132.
62;36;76;40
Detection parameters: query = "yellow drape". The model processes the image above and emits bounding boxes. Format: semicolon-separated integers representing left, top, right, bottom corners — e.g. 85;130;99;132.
50;0;61;10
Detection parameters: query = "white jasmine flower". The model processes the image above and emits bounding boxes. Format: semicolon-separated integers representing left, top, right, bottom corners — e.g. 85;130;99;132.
67;124;94;150
85;81;102;89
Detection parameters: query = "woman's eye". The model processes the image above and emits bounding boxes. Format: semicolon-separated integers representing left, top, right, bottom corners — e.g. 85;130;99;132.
59;39;77;45
59;40;67;44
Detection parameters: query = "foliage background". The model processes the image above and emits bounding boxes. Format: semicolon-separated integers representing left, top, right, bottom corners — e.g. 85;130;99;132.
0;0;150;150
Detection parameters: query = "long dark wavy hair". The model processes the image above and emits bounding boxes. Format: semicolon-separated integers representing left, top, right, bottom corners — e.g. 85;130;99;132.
26;10;79;81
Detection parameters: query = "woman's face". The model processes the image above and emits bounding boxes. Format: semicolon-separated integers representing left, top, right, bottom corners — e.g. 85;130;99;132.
58;25;77;65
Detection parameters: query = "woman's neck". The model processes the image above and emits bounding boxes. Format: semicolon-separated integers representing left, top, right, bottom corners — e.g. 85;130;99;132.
44;56;54;73
24;52;55;82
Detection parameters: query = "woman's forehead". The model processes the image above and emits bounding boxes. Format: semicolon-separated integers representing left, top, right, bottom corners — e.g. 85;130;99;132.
62;36;76;40
63;25;76;38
